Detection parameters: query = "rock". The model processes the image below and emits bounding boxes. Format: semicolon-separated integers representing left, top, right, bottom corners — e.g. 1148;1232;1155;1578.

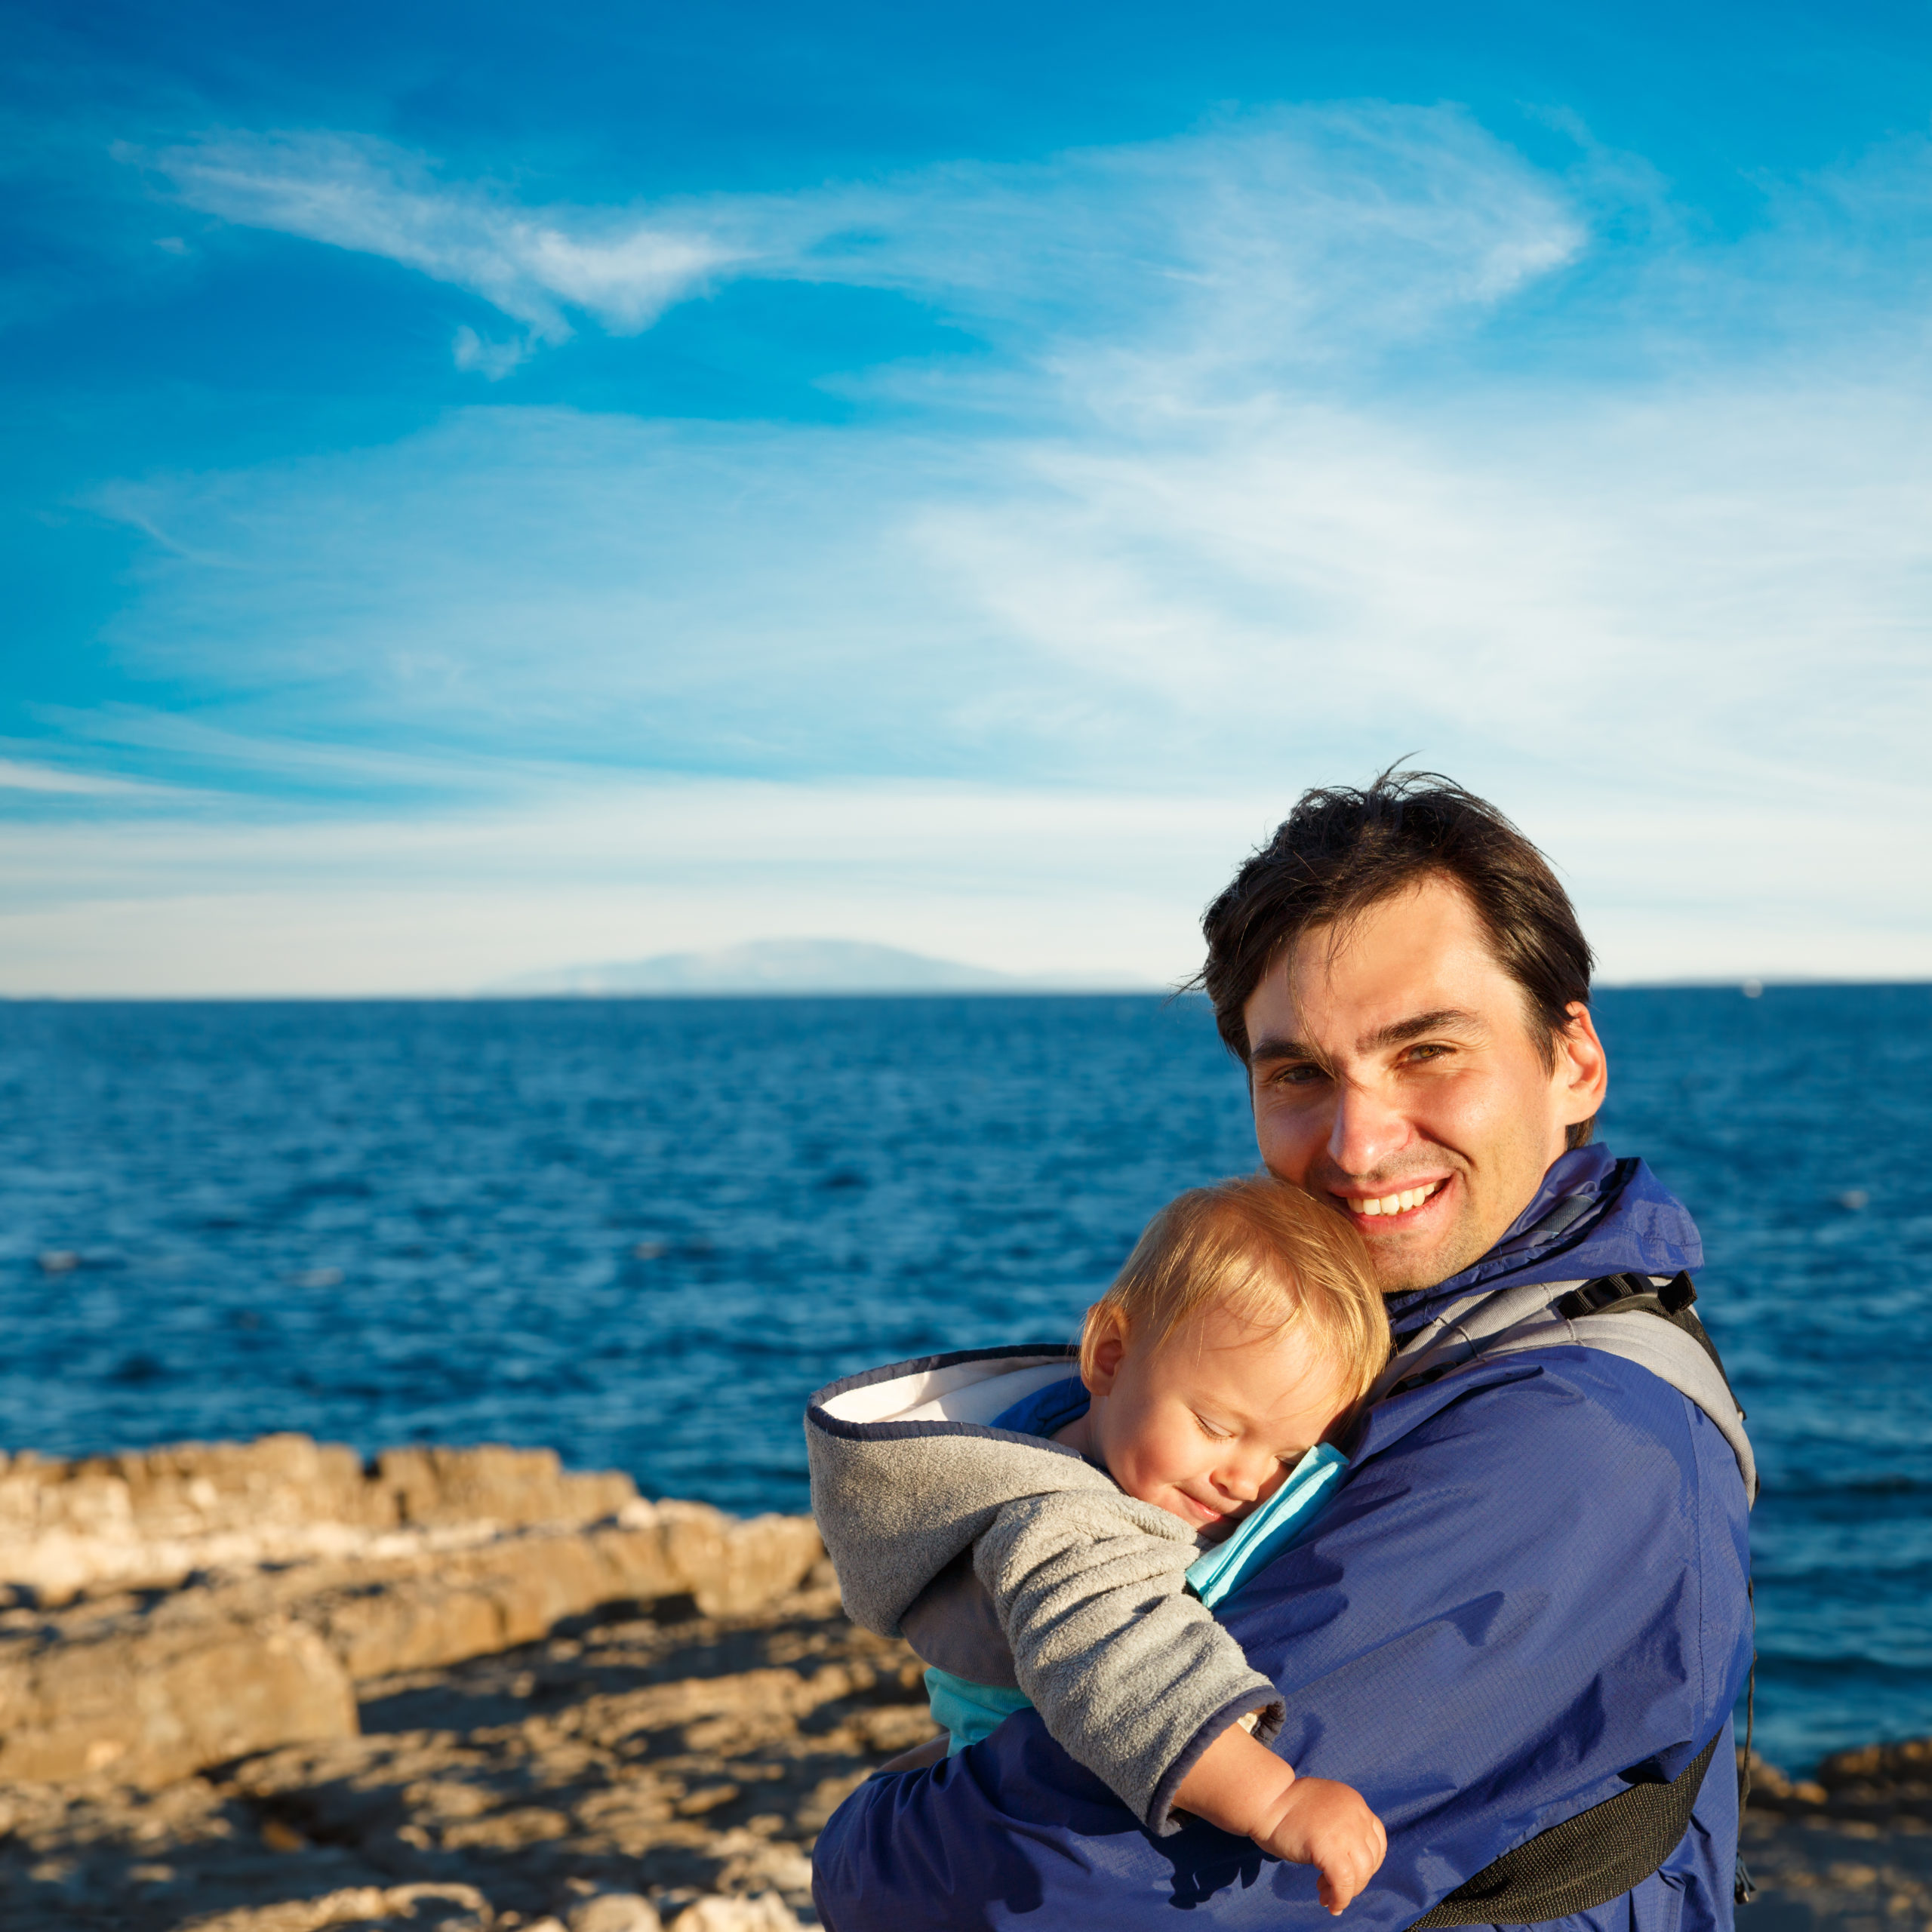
1742;1748;1794;1800
645;1506;828;1620
0;1604;357;1786
0;1434;824;1787
0;1576;926;1930
177;1881;493;1930
1746;1737;1932;1824
0;1435;649;1605
295;1509;823;1680
375;1446;635;1534
666;1897;799;1932
1818;1735;1932;1802
568;1896;661;1932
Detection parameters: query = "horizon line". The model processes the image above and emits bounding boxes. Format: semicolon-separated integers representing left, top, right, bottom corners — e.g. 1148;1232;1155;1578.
4;975;1930;1005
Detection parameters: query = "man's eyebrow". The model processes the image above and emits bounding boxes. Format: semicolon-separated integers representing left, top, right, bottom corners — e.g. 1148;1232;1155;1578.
1248;1008;1483;1067
1247;1032;1315;1068
1361;1008;1484;1054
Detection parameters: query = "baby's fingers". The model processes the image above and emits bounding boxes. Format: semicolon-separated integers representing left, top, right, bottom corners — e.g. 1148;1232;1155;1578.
1320;1833;1386;1914
1316;1854;1367;1915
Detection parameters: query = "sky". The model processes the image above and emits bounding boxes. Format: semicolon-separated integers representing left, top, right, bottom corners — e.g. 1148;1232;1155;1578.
4;0;1930;995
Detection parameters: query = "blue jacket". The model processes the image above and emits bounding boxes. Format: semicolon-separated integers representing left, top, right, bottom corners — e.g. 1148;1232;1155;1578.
811;1147;1754;1932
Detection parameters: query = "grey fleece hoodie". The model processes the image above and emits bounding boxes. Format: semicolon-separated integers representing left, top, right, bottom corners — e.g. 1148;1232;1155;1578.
804;1346;1285;1835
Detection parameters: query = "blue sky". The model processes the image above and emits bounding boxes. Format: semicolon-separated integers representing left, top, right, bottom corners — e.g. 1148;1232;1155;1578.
5;0;1930;993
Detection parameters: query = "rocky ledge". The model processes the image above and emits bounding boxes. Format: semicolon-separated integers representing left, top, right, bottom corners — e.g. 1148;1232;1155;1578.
1;1435;1925;1932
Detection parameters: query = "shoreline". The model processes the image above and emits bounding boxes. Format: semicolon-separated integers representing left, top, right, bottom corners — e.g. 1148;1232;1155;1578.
2;1433;1924;1932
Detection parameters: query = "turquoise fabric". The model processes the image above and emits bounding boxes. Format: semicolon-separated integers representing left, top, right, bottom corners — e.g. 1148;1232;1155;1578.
924;1666;1035;1754
919;1446;1347;1752
1183;1441;1348;1608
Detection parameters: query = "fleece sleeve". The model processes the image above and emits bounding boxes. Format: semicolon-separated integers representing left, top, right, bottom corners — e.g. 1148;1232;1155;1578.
811;1350;1754;1932
972;1490;1284;1833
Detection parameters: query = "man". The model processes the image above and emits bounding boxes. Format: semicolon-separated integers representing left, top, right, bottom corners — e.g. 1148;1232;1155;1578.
812;771;1753;1932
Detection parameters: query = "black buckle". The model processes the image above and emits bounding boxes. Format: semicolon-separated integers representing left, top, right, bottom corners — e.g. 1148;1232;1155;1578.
1557;1271;1697;1321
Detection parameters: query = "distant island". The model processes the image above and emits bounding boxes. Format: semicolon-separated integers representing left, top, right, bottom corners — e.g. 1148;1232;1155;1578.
482;937;1158;997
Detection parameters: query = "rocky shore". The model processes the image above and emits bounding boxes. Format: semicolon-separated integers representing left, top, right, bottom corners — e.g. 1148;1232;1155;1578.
2;1435;1926;1931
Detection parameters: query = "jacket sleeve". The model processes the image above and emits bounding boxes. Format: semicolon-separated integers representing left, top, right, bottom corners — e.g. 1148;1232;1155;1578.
973;1490;1285;1833
811;1351;1754;1932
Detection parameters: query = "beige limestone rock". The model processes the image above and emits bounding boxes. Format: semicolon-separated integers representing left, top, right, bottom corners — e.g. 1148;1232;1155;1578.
177;1883;494;1930
0;1605;357;1786
0;1435;824;1792
1745;1740;1932;1826
648;1508;826;1621
0;1436;656;1607
567;1896;661;1932
291;1509;823;1681
374;1446;635;1534
666;1897;800;1932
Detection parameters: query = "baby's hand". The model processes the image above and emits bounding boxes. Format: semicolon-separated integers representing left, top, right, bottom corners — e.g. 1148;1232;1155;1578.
1251;1776;1388;1915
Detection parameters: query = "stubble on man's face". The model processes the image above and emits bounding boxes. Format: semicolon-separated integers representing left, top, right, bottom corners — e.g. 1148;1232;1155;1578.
1242;875;1607;1295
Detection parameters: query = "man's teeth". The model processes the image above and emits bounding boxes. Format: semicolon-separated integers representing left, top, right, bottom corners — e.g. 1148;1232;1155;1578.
1353;1183;1441;1217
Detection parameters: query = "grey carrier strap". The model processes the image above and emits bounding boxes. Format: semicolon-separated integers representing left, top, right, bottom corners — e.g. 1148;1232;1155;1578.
1376;1271;1756;1925
1368;1268;1755;1501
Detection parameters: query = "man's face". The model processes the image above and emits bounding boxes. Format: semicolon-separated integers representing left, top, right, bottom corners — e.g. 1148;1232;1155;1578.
1243;873;1607;1294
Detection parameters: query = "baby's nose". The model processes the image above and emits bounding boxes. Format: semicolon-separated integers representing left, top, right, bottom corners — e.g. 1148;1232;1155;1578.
1219;1457;1267;1502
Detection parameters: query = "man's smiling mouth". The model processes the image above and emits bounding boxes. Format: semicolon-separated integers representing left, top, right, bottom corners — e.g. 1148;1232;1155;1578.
1342;1178;1447;1220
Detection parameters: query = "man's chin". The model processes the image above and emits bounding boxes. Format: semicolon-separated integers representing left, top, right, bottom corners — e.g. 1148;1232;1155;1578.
1358;1219;1492;1297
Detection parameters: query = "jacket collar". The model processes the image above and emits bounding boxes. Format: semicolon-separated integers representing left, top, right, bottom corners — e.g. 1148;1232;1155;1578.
1385;1145;1704;1341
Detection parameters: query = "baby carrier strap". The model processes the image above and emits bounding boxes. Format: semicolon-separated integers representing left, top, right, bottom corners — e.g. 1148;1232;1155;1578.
1379;1272;1755;1923
1412;1731;1722;1927
1375;1270;1755;1503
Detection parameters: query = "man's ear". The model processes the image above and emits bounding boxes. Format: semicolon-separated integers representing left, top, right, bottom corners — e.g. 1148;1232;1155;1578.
1552;1001;1609;1128
1082;1313;1129;1397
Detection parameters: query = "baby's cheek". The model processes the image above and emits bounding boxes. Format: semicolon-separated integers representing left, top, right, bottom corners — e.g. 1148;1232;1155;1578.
1143;1429;1208;1498
1116;1441;1183;1508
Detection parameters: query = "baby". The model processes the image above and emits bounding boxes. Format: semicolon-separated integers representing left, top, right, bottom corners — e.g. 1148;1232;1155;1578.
806;1175;1392;1912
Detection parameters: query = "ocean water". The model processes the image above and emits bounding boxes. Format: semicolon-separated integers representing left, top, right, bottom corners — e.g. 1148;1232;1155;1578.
0;986;1925;1773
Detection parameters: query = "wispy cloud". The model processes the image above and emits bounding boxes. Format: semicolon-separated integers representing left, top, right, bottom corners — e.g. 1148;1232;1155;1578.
138;109;1582;379
0;755;160;796
451;324;533;380
140;131;743;344
92;107;1607;771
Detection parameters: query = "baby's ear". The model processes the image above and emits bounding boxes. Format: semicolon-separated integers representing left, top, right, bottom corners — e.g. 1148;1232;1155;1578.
1081;1309;1129;1394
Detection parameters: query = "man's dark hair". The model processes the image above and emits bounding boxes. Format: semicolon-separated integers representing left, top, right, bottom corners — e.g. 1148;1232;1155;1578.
1198;768;1598;1148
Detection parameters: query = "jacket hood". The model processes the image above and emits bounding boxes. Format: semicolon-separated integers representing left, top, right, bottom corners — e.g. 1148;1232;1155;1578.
806;1345;1084;1441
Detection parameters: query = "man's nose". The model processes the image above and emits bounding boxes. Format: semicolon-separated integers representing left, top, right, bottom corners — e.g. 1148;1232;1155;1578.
1326;1074;1411;1178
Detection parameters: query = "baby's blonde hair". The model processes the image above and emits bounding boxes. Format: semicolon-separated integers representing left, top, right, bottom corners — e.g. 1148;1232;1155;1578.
1079;1175;1390;1412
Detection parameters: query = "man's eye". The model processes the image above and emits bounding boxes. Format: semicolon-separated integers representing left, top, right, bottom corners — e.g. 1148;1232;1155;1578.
1406;1042;1451;1063
1272;1063;1324;1087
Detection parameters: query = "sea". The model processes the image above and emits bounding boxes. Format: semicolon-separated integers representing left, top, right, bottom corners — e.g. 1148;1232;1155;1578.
1;985;1926;1775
